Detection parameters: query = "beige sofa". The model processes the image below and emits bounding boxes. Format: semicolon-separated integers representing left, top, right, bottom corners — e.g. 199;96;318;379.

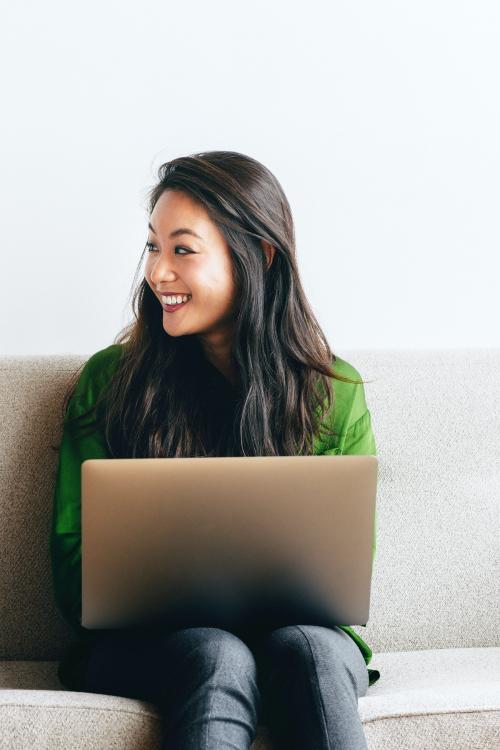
1;348;499;749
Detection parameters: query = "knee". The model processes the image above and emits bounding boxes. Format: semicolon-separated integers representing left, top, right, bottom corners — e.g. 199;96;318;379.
202;627;257;673
161;626;258;681
261;625;367;694
261;624;347;670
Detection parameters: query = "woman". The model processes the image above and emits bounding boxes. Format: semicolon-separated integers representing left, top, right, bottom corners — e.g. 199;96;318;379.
51;150;380;750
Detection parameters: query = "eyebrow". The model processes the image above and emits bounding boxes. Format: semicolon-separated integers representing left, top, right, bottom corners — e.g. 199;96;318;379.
148;222;203;241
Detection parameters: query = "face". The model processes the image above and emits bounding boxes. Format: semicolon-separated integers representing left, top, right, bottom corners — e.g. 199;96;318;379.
144;189;239;360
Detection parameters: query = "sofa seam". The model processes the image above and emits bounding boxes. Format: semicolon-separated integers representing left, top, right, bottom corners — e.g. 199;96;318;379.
3;702;498;723
363;707;500;724
0;702;161;719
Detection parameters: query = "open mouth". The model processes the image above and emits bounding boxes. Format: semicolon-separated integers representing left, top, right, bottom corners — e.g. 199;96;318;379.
161;296;192;312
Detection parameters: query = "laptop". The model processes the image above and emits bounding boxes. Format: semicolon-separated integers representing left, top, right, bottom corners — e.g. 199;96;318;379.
81;455;378;632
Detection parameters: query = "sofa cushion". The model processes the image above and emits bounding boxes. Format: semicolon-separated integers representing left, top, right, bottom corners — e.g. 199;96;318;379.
1;646;499;749
0;689;163;750
361;647;500;749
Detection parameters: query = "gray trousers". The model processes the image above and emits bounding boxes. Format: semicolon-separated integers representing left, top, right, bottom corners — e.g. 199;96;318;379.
63;623;369;750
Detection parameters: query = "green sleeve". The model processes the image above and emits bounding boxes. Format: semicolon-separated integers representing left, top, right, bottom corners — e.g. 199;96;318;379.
313;362;380;678
50;353;115;641
342;407;377;456
334;378;379;672
342;407;378;564
316;363;378;564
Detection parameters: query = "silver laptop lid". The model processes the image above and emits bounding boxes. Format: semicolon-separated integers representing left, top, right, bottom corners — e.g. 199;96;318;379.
81;455;378;631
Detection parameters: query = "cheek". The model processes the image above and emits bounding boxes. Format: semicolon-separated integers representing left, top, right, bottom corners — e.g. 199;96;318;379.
206;288;235;311
204;269;236;301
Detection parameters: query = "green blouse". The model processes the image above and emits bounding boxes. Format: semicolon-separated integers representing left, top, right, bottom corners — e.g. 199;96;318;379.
50;344;380;687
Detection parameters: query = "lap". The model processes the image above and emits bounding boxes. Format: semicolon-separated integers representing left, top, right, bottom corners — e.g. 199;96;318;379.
60;623;368;703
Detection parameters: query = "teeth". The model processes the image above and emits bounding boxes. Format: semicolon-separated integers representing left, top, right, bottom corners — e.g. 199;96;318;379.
161;294;191;305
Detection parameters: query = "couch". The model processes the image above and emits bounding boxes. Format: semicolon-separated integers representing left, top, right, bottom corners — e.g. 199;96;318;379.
1;348;499;749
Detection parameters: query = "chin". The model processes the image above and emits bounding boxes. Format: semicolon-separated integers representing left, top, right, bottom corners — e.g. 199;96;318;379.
163;327;185;337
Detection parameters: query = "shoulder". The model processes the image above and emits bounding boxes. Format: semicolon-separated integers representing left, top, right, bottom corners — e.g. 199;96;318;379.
81;343;125;377
70;343;125;408
330;355;369;428
331;355;362;382
313;355;372;454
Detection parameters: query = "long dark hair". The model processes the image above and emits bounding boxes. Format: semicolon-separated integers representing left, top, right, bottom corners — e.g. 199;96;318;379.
60;150;366;457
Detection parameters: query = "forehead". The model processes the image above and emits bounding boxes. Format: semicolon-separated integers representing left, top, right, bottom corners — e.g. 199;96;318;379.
150;190;207;228
149;189;225;247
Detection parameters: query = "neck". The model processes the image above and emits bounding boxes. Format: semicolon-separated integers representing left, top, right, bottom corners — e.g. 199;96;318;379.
198;332;237;388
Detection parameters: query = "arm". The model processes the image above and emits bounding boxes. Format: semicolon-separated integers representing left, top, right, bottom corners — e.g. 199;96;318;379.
341;407;378;564
50;381;110;641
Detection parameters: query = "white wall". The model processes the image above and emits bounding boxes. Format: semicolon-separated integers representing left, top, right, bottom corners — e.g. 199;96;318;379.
1;0;498;356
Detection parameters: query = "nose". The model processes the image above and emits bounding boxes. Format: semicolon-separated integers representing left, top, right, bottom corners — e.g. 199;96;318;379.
149;257;179;288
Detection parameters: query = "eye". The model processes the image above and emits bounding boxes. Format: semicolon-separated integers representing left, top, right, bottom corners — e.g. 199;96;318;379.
145;242;191;255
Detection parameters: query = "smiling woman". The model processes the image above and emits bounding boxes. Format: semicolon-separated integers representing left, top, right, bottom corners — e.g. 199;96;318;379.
60;151;369;458
52;150;379;750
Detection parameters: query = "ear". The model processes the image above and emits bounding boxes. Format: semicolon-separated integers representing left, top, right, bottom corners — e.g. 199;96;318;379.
261;239;276;270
